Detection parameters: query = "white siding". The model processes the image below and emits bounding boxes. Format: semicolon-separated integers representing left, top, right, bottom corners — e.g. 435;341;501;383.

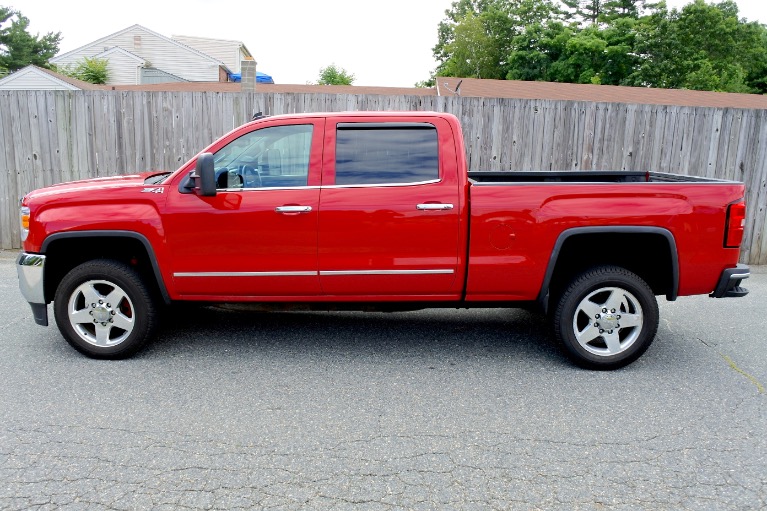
0;68;79;90
52;26;222;83
103;52;142;85
172;35;245;73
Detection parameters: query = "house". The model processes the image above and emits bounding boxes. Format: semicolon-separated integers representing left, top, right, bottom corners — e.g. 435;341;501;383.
171;35;252;76
50;24;231;85
0;65;106;91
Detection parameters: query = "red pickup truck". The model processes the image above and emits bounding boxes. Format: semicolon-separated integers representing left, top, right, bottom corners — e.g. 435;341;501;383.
17;111;750;368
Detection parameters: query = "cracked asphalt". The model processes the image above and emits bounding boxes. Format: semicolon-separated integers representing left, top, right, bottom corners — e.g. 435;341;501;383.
1;254;765;510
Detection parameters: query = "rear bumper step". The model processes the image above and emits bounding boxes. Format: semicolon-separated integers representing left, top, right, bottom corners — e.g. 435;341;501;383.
710;264;750;298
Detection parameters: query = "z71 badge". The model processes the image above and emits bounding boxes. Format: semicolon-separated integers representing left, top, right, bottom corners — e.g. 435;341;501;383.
141;187;164;194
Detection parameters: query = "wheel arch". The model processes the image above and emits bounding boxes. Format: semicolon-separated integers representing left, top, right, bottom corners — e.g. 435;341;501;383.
538;226;679;313
40;230;170;305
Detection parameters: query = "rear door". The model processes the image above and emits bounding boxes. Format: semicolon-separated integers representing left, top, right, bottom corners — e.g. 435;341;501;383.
318;116;462;298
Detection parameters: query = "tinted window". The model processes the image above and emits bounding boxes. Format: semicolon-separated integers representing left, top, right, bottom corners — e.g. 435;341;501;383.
212;124;313;189
335;124;439;185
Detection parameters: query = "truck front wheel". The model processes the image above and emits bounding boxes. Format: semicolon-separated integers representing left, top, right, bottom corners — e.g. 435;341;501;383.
553;266;659;369
53;260;158;359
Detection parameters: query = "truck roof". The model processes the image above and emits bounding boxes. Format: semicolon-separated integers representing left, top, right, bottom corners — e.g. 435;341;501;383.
248;110;453;123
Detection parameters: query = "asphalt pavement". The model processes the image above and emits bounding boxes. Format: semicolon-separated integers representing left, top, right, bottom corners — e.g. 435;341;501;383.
0;252;765;510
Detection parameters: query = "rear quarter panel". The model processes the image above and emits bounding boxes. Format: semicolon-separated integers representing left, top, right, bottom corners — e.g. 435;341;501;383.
466;182;746;300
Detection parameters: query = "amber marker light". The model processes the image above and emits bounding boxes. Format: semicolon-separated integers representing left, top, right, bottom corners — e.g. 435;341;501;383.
20;206;30;241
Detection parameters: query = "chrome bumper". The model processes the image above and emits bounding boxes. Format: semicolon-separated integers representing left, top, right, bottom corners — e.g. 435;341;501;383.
16;252;48;326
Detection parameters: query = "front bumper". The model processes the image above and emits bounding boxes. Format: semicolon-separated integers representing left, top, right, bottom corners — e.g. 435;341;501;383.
710;264;750;298
16;252;48;326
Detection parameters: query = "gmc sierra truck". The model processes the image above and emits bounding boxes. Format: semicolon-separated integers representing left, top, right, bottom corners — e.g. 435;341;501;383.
17;111;750;368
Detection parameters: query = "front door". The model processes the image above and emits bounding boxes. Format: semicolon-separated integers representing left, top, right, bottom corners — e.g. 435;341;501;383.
165;119;324;298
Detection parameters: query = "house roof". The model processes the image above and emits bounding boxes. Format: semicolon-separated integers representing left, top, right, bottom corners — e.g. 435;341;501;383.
0;65;107;90
108;76;767;109
9;63;761;110
51;24;229;70
436;77;767;109
110;82;435;96
93;46;146;64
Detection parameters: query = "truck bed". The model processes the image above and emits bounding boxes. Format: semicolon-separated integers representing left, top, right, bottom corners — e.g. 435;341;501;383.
468;171;735;184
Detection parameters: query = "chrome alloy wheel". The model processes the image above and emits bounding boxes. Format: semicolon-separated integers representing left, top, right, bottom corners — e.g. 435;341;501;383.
572;286;643;357
66;279;136;347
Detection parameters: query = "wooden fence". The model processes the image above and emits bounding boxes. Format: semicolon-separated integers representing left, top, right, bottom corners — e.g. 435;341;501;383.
1;90;766;264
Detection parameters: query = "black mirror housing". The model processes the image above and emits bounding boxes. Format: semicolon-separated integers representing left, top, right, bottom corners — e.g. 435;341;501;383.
194;153;216;197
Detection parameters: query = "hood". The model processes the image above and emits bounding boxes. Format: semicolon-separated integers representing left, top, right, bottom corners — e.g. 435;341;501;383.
23;172;168;203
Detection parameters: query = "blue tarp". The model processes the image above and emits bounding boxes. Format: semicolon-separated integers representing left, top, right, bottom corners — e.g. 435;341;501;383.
229;71;275;84
256;71;274;84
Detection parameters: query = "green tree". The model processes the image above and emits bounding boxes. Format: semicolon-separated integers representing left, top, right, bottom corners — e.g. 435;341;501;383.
507;15;638;85
0;6;61;73
561;0;606;25
629;0;767;92
432;0;496;70
597;17;640;84
549;27;609;83
507;21;572;81
433;0;562;79
602;0;646;22
430;0;767;95
440;11;506;78
316;63;355;85
59;57;110;84
415;77;436;87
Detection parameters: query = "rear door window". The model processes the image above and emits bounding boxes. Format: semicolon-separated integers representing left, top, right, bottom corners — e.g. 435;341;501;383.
334;123;439;185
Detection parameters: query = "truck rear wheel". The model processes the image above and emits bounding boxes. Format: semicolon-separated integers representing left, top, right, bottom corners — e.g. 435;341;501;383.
553;266;658;370
53;260;158;359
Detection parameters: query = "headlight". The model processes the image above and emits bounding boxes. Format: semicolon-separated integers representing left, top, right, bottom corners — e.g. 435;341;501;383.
20;206;30;241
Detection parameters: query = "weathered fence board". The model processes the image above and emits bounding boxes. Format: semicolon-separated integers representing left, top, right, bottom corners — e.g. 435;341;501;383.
0;90;765;264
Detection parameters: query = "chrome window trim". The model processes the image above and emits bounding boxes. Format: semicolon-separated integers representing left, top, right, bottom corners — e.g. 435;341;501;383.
337;122;438;130
216;179;443;192
217;185;318;192
322;179;441;189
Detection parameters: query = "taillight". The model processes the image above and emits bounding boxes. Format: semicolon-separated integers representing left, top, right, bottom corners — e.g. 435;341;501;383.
724;201;746;248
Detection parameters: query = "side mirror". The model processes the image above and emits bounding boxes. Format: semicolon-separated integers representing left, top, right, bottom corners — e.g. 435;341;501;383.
195;153;216;197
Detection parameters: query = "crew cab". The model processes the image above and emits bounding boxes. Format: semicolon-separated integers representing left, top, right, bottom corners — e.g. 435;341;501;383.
17;111;750;368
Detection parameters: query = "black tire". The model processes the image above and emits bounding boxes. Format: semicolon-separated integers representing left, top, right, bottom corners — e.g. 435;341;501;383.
553;266;659;370
53;259;159;359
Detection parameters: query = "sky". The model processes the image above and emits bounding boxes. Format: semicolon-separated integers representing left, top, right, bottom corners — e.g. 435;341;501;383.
12;0;767;88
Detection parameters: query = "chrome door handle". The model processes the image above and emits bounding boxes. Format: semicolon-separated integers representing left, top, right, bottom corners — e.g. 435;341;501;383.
416;203;454;210
275;206;312;213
